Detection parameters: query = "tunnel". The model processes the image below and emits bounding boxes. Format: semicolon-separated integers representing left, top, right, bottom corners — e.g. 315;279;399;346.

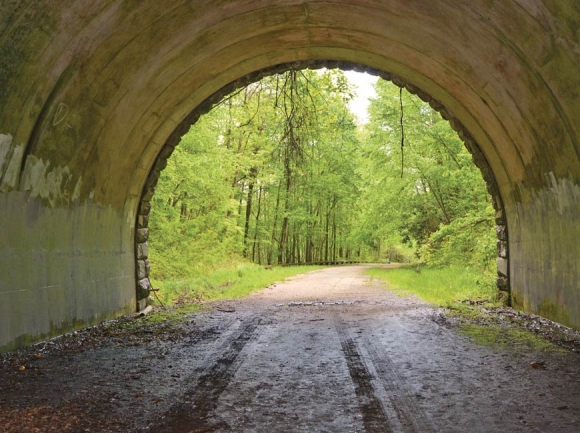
1;1;579;352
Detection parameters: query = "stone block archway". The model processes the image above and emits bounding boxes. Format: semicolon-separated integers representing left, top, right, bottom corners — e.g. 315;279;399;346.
133;60;510;311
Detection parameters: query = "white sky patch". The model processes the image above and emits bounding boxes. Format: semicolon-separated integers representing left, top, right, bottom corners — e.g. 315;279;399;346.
344;71;378;125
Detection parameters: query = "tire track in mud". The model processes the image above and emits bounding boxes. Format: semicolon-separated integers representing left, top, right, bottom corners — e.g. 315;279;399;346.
335;320;394;433
361;335;435;433
336;319;435;433
152;316;262;433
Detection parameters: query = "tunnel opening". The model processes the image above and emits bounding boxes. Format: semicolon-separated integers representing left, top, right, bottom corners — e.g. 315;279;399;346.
134;61;509;311
2;0;579;354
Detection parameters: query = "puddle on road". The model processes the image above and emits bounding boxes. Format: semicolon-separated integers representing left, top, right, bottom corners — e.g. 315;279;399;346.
277;300;364;307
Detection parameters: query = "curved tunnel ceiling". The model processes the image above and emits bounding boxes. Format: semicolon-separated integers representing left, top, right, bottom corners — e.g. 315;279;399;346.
3;0;579;211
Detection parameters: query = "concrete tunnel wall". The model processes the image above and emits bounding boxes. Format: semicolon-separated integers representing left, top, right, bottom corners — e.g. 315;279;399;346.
0;1;579;351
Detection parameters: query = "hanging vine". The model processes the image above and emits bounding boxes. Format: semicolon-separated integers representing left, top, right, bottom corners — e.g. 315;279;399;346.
399;87;405;178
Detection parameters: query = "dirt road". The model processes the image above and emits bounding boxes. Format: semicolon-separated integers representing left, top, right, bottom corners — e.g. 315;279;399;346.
2;265;580;432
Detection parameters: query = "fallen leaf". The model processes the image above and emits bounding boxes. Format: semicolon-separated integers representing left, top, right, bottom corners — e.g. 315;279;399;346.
530;361;546;369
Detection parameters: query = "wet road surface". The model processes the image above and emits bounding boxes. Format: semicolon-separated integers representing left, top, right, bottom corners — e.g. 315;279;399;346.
146;266;580;432
2;265;580;432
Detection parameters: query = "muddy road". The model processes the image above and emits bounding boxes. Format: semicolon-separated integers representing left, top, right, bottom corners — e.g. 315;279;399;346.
2;265;580;432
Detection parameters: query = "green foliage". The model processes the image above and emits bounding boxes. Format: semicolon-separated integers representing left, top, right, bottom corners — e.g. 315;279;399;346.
150;69;369;278
151;264;322;306
149;123;243;279
367;266;498;306
149;69;497;298
419;209;496;275
354;78;495;277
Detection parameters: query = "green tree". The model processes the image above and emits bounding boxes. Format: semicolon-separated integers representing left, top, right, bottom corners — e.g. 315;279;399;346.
148;71;495;283
357;79;495;271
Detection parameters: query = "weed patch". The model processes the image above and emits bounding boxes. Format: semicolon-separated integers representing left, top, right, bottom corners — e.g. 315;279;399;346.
367;265;568;353
366;265;497;306
151;263;322;307
458;323;565;353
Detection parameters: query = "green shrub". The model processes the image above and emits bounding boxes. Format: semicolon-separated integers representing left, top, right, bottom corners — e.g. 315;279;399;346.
367;265;497;306
151;263;322;306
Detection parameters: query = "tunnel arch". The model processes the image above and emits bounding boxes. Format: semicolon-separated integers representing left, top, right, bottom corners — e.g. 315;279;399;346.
1;1;579;351
133;60;510;309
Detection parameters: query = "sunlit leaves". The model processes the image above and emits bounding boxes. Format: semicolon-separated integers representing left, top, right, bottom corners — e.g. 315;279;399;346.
357;79;495;270
149;70;495;279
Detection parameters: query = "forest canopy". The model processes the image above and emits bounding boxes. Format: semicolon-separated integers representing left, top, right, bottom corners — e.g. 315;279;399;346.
148;69;496;286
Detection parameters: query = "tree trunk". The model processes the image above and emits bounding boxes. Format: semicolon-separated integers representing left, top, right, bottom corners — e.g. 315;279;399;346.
252;185;262;263
269;183;281;265
243;167;258;257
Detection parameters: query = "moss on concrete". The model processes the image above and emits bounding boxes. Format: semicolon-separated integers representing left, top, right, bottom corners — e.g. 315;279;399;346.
459;323;566;353
537;298;573;329
0;192;136;352
1;304;135;353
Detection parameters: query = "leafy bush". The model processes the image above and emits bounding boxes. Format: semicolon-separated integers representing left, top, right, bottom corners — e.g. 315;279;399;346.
419;209;496;276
